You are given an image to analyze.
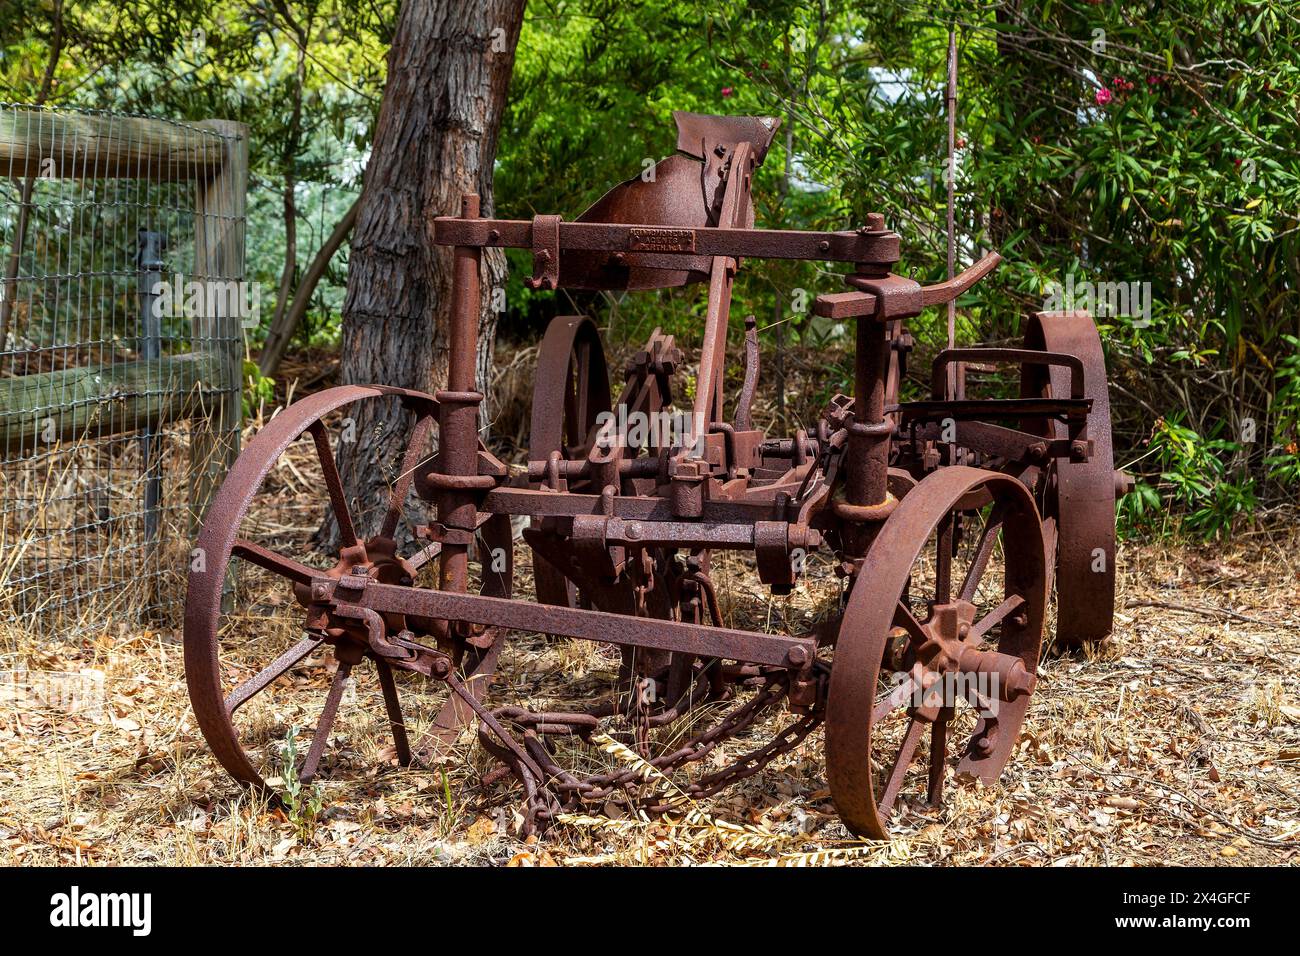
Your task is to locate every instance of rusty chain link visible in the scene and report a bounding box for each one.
[477,661,829,830]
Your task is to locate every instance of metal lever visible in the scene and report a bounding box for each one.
[814,251,1002,320]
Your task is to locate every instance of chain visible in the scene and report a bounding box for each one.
[481,662,829,831]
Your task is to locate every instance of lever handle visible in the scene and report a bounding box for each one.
[917,251,1002,307]
[815,251,1002,320]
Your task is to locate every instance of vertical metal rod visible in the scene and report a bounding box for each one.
[438,194,482,602]
[849,317,889,509]
[136,229,165,549]
[945,26,958,401]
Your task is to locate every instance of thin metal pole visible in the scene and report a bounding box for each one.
[945,26,958,402]
[439,194,483,605]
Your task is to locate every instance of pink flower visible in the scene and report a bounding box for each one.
[721,86,733,98]
[1095,87,1113,106]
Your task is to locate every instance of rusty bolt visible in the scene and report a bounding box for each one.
[1005,664,1037,700]
[786,645,809,667]
[432,657,452,678]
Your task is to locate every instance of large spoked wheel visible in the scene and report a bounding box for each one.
[528,316,612,608]
[826,466,1046,839]
[184,385,512,791]
[1022,311,1116,648]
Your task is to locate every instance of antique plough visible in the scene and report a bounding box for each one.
[184,111,1122,838]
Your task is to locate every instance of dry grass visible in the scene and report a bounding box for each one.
[2,523,1298,867]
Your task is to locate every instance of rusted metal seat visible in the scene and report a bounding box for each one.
[558,111,780,290]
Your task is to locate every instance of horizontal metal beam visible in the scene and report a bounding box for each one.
[897,397,1091,422]
[433,217,900,265]
[322,578,814,668]
[481,486,793,524]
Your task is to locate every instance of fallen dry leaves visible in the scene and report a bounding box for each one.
[2,525,1298,866]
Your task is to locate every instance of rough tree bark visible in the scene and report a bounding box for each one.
[329,0,525,546]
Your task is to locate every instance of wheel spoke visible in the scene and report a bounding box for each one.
[935,513,955,604]
[232,539,318,585]
[958,503,1006,603]
[874,676,916,722]
[575,343,591,437]
[381,412,435,539]
[299,661,352,783]
[892,601,928,645]
[927,709,951,806]
[225,635,322,714]
[564,354,580,452]
[967,593,1026,645]
[878,716,926,818]
[309,422,357,548]
[374,660,412,766]
[407,540,442,572]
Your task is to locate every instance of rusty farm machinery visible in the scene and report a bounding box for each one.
[184,110,1122,839]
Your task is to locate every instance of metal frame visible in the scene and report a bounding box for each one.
[184,111,1121,839]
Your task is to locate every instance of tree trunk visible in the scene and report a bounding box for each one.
[330,0,525,546]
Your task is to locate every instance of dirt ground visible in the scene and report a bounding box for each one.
[2,526,1298,867]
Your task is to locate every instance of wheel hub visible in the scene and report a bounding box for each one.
[293,535,422,657]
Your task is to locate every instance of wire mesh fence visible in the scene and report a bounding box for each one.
[0,104,247,637]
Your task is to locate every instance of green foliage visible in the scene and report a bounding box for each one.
[1266,334,1300,484]
[4,0,1299,532]
[1119,415,1257,539]
[501,0,1300,531]
[276,725,325,841]
[242,359,275,419]
[1,0,383,353]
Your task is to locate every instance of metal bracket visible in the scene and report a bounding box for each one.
[525,214,561,290]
